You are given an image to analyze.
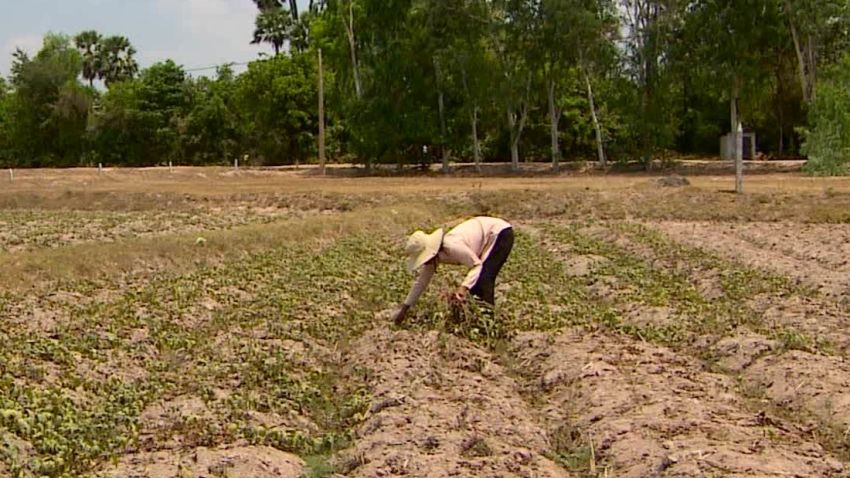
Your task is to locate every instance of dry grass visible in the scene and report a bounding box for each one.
[5,167,850,291]
[0,203,444,291]
[4,164,849,198]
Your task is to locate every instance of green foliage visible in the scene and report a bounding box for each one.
[0,1,845,167]
[253,7,296,55]
[92,60,189,166]
[802,55,850,175]
[3,33,91,167]
[236,54,317,164]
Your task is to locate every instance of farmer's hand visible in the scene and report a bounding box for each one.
[392,304,410,325]
[452,287,469,304]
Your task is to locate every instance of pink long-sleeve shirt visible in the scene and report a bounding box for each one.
[403,216,512,307]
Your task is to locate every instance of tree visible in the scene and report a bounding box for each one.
[445,0,494,172]
[0,78,10,165]
[179,67,240,165]
[491,0,535,171]
[236,54,317,164]
[802,54,850,175]
[93,60,188,165]
[98,36,139,87]
[783,0,849,104]
[252,1,310,54]
[74,30,102,87]
[5,33,90,167]
[253,7,294,55]
[620,0,679,165]
[527,0,616,170]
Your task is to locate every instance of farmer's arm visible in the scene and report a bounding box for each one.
[393,262,436,323]
[404,261,436,306]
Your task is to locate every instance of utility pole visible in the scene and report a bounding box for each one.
[318,48,326,176]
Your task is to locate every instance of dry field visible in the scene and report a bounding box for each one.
[2,166,850,478]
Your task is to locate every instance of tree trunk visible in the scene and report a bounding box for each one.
[471,106,481,173]
[510,139,520,172]
[318,48,326,175]
[547,78,561,172]
[776,63,784,156]
[344,1,362,99]
[507,75,532,173]
[785,0,813,104]
[507,105,519,172]
[730,80,738,153]
[461,65,481,173]
[434,57,449,174]
[807,34,816,101]
[584,70,606,167]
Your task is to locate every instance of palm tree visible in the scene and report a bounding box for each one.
[74,30,102,87]
[98,36,139,88]
[252,7,293,55]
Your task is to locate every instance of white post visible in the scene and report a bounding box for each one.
[735,122,744,194]
[234,158,239,170]
[98,163,103,175]
[168,160,173,173]
[8,169,12,182]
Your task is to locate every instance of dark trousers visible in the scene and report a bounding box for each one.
[469,228,514,305]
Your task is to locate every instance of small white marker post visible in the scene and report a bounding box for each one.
[168,160,173,173]
[8,168,13,182]
[234,157,239,170]
[98,163,103,176]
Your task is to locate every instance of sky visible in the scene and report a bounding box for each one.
[0,0,310,79]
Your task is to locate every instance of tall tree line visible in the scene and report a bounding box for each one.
[0,0,848,172]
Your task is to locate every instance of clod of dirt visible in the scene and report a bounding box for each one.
[711,333,778,372]
[564,254,610,277]
[746,351,850,430]
[138,395,214,449]
[98,446,304,478]
[621,304,676,329]
[654,175,691,188]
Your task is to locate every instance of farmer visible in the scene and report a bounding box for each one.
[392,216,514,324]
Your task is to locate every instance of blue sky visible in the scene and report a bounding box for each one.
[0,0,309,78]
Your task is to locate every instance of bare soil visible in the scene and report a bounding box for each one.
[98,445,304,478]
[513,330,847,477]
[656,221,850,300]
[339,328,570,478]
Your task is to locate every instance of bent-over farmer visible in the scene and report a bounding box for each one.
[392,216,514,324]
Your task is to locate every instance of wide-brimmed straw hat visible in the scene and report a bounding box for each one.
[405,228,444,272]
